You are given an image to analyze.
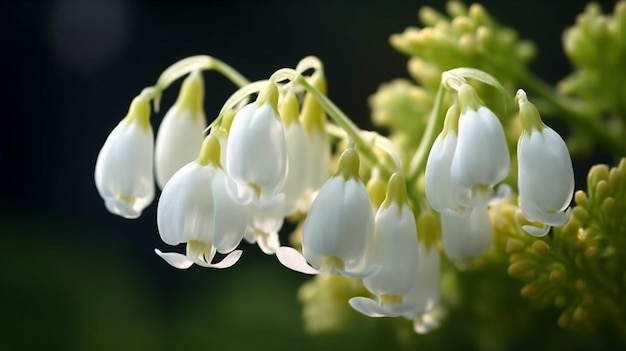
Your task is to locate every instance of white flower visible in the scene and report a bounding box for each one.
[349,174,419,318]
[518,127,574,235]
[282,122,309,215]
[94,96,154,219]
[425,129,461,212]
[276,148,377,278]
[516,90,574,236]
[155,135,250,269]
[451,105,510,206]
[403,241,441,334]
[154,71,206,189]
[440,206,491,270]
[225,98,287,204]
[305,126,331,192]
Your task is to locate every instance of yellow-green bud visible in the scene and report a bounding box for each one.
[532,240,550,256]
[574,190,589,208]
[417,209,439,253]
[571,206,589,220]
[521,283,540,298]
[554,296,567,308]
[549,270,565,284]
[446,1,467,17]
[366,173,387,209]
[602,197,616,213]
[588,164,609,185]
[505,238,525,254]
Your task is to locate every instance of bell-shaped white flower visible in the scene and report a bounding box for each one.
[451,85,510,206]
[403,240,442,334]
[425,104,468,212]
[276,148,377,278]
[225,83,288,205]
[516,90,574,237]
[95,95,154,219]
[155,70,207,189]
[302,70,332,192]
[349,174,419,318]
[440,206,491,270]
[155,134,250,269]
[280,90,310,216]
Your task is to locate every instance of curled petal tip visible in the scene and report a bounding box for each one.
[276,246,319,274]
[154,249,194,269]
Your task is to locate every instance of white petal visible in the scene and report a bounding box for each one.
[302,177,374,270]
[196,250,242,269]
[364,202,418,296]
[349,297,392,317]
[338,264,381,279]
[104,198,141,219]
[425,131,459,212]
[348,297,414,318]
[225,103,287,196]
[306,127,331,191]
[95,119,155,218]
[154,107,206,189]
[154,249,194,269]
[256,231,280,255]
[283,123,310,214]
[276,246,319,274]
[441,207,491,270]
[487,183,513,207]
[210,170,250,253]
[413,310,441,334]
[404,242,440,318]
[522,224,551,237]
[517,127,574,225]
[156,162,216,246]
[451,107,510,190]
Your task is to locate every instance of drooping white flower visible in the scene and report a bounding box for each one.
[516,90,574,236]
[403,240,441,334]
[302,71,332,192]
[451,85,510,207]
[225,83,287,205]
[440,206,491,270]
[276,148,377,278]
[425,104,468,212]
[95,95,154,219]
[280,90,310,216]
[349,174,418,318]
[155,134,250,269]
[154,70,207,189]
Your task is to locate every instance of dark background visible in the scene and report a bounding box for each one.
[0,0,614,350]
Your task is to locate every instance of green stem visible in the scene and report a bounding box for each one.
[518,72,626,155]
[407,84,447,184]
[152,55,250,112]
[287,71,394,175]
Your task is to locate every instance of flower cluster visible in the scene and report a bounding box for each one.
[424,81,574,270]
[94,54,574,336]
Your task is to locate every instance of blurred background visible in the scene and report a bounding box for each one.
[0,0,616,350]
